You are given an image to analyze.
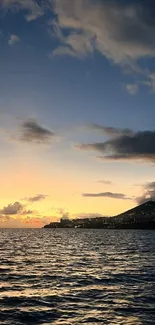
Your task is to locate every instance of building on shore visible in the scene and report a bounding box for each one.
[44,201,155,230]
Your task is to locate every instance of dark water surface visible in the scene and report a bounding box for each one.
[0,229,155,324]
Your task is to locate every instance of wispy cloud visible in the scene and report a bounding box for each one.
[126,83,139,95]
[2,0,44,21]
[76,128,155,163]
[82,192,130,200]
[52,45,81,58]
[97,180,113,185]
[142,72,155,93]
[8,34,20,46]
[18,118,56,144]
[26,194,48,203]
[88,124,133,137]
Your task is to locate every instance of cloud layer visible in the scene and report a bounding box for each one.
[3,1,155,69]
[52,0,155,66]
[3,0,155,90]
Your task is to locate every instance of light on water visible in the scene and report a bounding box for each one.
[0,229,155,324]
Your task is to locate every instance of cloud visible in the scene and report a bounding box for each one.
[3,0,155,90]
[136,182,155,204]
[52,0,155,66]
[88,124,133,137]
[22,209,34,215]
[145,182,155,190]
[82,192,130,200]
[52,45,81,58]
[19,118,56,144]
[0,215,45,228]
[0,202,23,216]
[76,129,155,163]
[126,83,139,95]
[26,194,48,203]
[0,201,33,218]
[98,180,113,185]
[8,34,20,46]
[142,72,155,93]
[2,0,44,21]
[3,0,155,78]
[0,200,55,228]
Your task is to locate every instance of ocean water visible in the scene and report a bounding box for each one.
[0,229,155,325]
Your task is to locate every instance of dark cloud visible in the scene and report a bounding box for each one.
[27,194,48,203]
[19,119,56,144]
[0,202,24,216]
[136,181,155,204]
[82,192,130,200]
[77,129,155,163]
[0,201,34,218]
[136,195,154,205]
[145,182,155,190]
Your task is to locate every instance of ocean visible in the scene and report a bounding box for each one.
[0,229,155,324]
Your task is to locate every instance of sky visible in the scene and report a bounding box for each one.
[1,0,155,227]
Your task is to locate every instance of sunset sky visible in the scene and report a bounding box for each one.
[0,0,155,227]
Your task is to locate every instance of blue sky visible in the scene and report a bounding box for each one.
[0,0,155,227]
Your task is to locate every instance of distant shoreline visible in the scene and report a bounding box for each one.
[44,200,155,230]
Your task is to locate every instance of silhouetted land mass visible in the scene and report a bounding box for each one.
[44,201,155,229]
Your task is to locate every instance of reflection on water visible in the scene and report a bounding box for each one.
[0,229,155,324]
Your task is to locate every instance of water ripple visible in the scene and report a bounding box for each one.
[0,229,155,324]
